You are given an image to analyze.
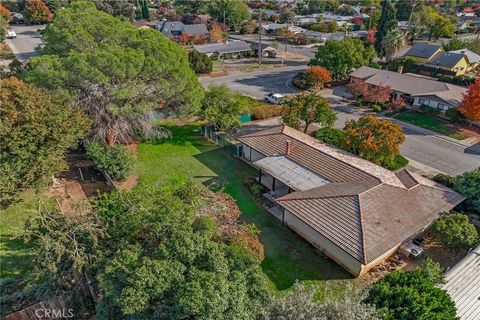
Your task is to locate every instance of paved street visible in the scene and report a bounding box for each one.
[204,69,480,176]
[6,25,44,61]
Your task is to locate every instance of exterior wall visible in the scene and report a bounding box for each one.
[241,144,265,162]
[404,55,433,64]
[412,96,455,111]
[283,210,365,277]
[426,57,469,76]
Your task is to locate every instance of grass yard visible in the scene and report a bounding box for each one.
[0,192,53,279]
[393,111,466,140]
[136,123,354,292]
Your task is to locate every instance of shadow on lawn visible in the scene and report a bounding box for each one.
[193,145,352,290]
[0,234,33,279]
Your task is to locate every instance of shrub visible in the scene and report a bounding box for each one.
[85,142,135,181]
[366,259,456,320]
[292,72,308,90]
[370,104,382,112]
[188,51,213,74]
[455,168,480,216]
[419,104,440,116]
[243,176,263,197]
[445,108,464,123]
[432,173,456,188]
[431,213,479,249]
[315,127,345,147]
[250,104,284,120]
[193,216,216,239]
[383,154,409,170]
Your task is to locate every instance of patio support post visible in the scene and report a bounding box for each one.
[259,169,262,183]
[272,177,276,191]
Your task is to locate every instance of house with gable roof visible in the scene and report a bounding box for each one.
[237,125,464,277]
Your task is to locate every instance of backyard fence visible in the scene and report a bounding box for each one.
[201,125,239,156]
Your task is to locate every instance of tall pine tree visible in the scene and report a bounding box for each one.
[375,0,397,57]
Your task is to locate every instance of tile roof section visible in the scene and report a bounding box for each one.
[239,125,405,188]
[451,48,480,63]
[428,51,466,68]
[278,175,464,264]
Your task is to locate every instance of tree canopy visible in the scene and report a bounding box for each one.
[455,167,480,216]
[201,84,250,131]
[432,213,479,250]
[310,38,375,79]
[459,78,480,122]
[367,259,456,320]
[208,0,250,30]
[282,93,336,133]
[23,1,203,145]
[375,0,397,56]
[343,115,405,167]
[20,180,269,319]
[25,0,53,24]
[0,77,90,202]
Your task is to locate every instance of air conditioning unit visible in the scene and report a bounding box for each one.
[400,241,424,259]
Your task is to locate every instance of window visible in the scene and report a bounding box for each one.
[438,103,449,111]
[418,98,430,106]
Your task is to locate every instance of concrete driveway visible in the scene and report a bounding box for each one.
[6,24,45,61]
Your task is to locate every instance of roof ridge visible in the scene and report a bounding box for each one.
[357,194,368,265]
[277,194,358,202]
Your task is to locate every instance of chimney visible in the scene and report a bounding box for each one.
[398,65,404,73]
[285,140,291,156]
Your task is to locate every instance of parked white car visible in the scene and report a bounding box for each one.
[7,30,16,39]
[264,93,284,105]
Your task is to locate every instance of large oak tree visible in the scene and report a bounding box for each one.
[23,1,203,144]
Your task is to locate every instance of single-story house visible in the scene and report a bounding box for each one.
[249,42,278,58]
[193,40,252,59]
[155,21,209,39]
[293,15,318,25]
[350,66,467,110]
[404,42,444,63]
[404,43,477,76]
[443,245,480,320]
[450,48,480,72]
[262,23,307,34]
[237,125,463,277]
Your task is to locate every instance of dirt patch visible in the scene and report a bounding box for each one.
[45,150,113,217]
[124,142,139,155]
[114,175,138,191]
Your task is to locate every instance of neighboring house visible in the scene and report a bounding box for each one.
[263,23,307,34]
[249,42,278,58]
[425,51,470,76]
[293,15,318,25]
[304,30,367,42]
[450,48,480,72]
[155,21,209,39]
[193,40,252,59]
[404,43,444,63]
[237,125,463,277]
[443,245,480,320]
[404,43,477,76]
[350,66,467,110]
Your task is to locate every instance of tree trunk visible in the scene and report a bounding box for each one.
[304,123,309,133]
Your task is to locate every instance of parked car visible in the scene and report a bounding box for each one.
[7,30,16,39]
[264,93,284,104]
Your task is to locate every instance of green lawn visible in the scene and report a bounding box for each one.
[0,192,52,279]
[136,123,354,292]
[393,111,466,140]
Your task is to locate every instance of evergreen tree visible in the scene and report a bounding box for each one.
[141,0,149,19]
[375,0,397,57]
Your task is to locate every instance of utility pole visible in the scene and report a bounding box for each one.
[368,6,375,31]
[258,9,263,67]
[407,0,418,43]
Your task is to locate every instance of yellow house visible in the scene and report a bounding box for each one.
[404,43,443,63]
[451,48,480,73]
[426,52,470,76]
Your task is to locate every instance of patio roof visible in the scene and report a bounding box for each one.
[253,155,330,191]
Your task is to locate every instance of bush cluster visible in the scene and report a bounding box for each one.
[85,142,135,181]
[250,104,284,120]
[188,51,213,74]
[431,213,479,249]
[315,127,345,147]
[243,176,264,198]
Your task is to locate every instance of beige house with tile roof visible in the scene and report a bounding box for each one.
[238,125,464,277]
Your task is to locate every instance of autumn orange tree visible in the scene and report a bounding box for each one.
[25,0,53,24]
[305,66,332,91]
[209,23,224,42]
[0,4,11,21]
[343,115,405,167]
[459,78,480,122]
[347,78,391,104]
